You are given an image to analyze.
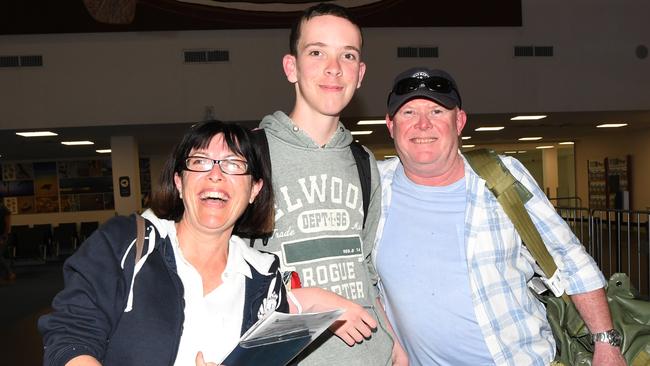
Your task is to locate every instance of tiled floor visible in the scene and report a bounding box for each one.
[0,263,64,366]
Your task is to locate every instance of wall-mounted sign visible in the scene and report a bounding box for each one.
[119,176,131,197]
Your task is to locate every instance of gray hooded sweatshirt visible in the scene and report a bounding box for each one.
[256,111,393,365]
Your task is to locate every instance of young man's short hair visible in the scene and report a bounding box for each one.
[288,2,362,56]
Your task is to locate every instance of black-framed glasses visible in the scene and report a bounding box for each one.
[184,156,249,175]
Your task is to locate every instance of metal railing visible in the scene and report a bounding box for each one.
[555,207,650,297]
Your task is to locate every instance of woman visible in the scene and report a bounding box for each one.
[39,121,289,365]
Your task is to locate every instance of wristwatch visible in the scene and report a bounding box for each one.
[591,329,622,347]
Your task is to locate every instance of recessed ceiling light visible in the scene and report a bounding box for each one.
[357,120,385,125]
[462,144,476,148]
[61,141,94,146]
[16,131,58,137]
[511,115,547,120]
[536,145,554,149]
[96,149,112,153]
[350,131,373,135]
[461,136,471,140]
[559,141,574,145]
[475,127,504,131]
[596,123,627,128]
[518,137,543,141]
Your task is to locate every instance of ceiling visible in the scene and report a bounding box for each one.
[1,109,647,161]
[0,0,521,35]
[1,2,646,162]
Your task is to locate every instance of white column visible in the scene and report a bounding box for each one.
[110,136,142,216]
[542,148,559,200]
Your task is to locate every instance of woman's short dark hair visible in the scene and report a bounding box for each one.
[151,121,274,238]
[289,3,362,56]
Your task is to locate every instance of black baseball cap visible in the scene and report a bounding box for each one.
[387,67,462,117]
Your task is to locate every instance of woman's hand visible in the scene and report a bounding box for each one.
[328,300,377,345]
[195,351,221,366]
[290,287,377,346]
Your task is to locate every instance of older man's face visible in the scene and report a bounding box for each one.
[386,98,467,184]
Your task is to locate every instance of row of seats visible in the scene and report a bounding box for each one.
[6,221,99,264]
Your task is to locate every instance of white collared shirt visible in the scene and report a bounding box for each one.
[163,221,261,366]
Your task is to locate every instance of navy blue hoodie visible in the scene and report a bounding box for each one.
[38,213,288,366]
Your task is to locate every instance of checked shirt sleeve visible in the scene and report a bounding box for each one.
[503,156,606,295]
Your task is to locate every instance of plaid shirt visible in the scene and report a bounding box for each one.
[373,154,605,366]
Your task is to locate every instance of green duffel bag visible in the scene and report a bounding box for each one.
[540,273,650,366]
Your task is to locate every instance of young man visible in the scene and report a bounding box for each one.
[253,3,406,365]
[373,66,626,365]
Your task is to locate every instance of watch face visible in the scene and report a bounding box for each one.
[610,330,623,346]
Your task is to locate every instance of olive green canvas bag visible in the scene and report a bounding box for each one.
[464,148,650,366]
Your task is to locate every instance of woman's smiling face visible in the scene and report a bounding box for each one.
[174,133,262,235]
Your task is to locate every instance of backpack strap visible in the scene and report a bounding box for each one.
[464,148,570,304]
[349,141,371,229]
[249,128,272,246]
[135,214,146,263]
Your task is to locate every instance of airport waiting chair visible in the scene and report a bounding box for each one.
[53,223,78,258]
[79,221,99,243]
[10,226,49,264]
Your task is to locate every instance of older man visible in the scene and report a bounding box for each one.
[373,67,625,366]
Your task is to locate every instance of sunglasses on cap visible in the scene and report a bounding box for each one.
[392,76,461,106]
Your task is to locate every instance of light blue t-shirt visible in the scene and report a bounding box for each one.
[376,165,494,366]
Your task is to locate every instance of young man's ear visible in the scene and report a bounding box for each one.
[356,61,367,89]
[283,54,298,83]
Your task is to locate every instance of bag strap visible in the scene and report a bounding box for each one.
[464,148,570,304]
[135,214,146,263]
[349,141,371,229]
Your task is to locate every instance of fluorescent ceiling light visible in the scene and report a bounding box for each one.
[597,123,627,128]
[475,126,504,131]
[511,115,547,120]
[350,131,373,135]
[518,150,527,153]
[462,144,476,148]
[96,149,112,153]
[559,141,574,145]
[461,136,471,140]
[357,120,385,125]
[536,145,554,149]
[518,137,543,141]
[384,155,397,159]
[504,151,518,154]
[16,131,58,137]
[61,141,94,146]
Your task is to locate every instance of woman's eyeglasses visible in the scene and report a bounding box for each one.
[185,156,249,175]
